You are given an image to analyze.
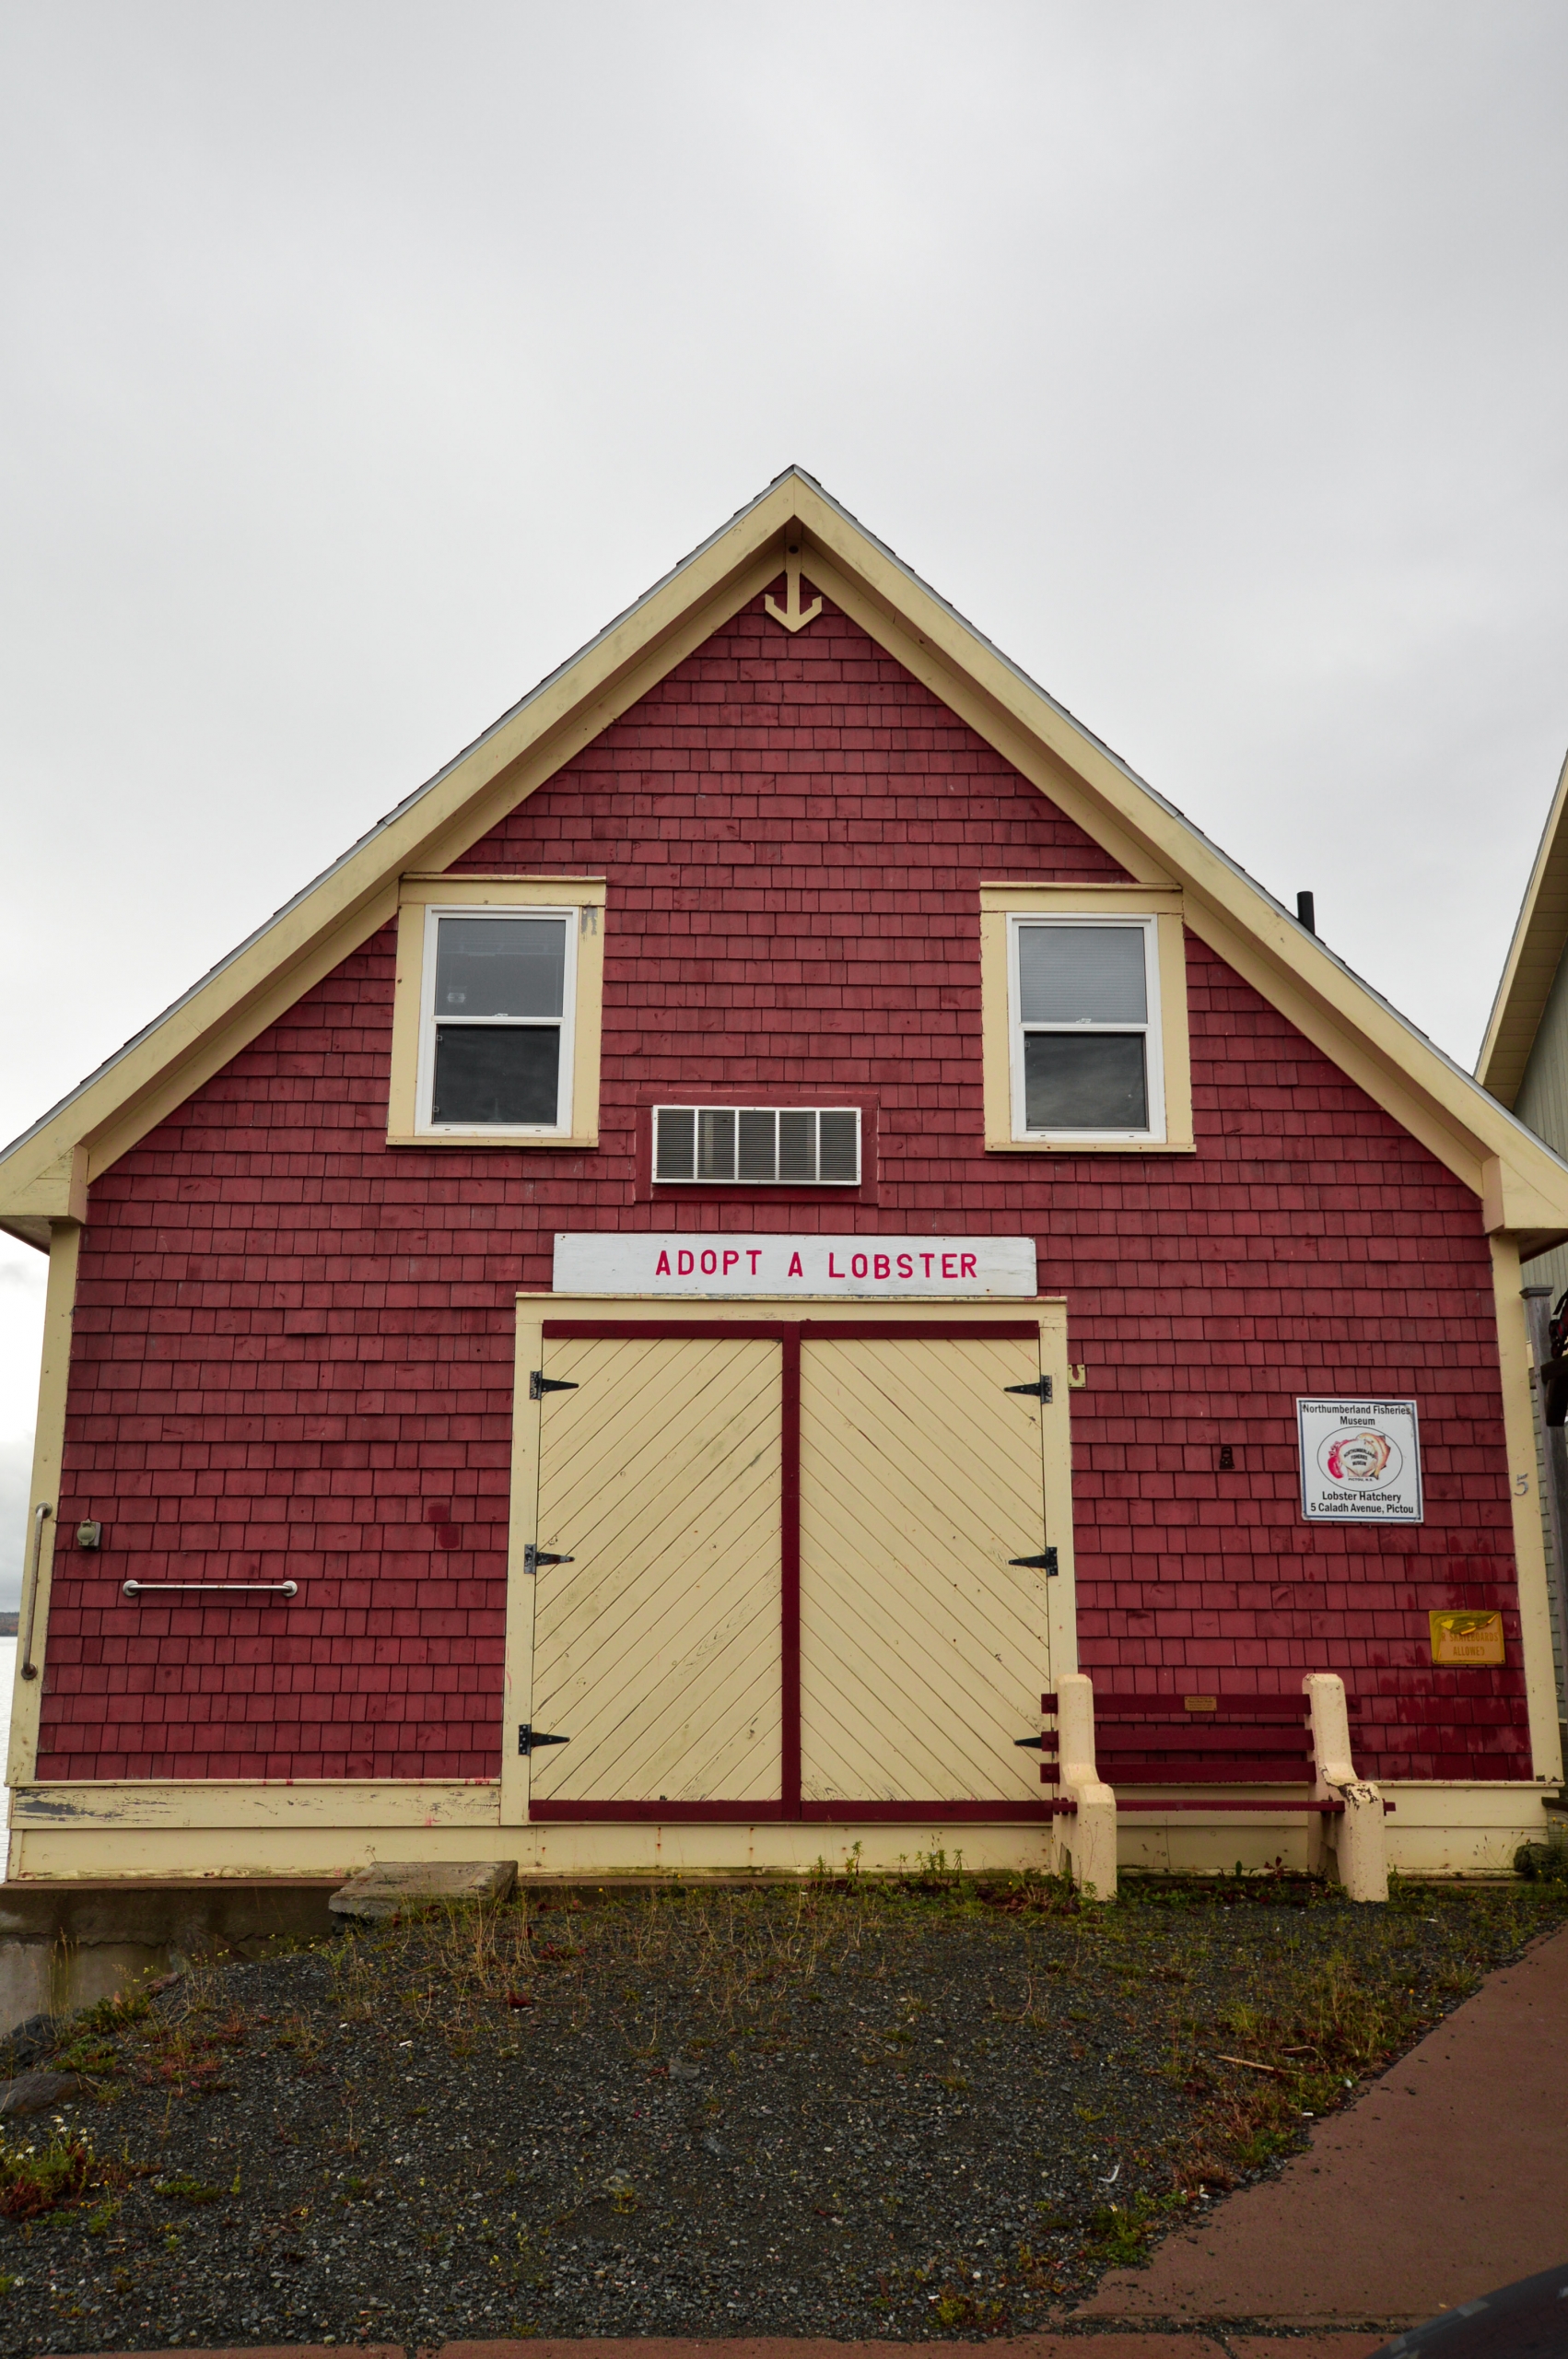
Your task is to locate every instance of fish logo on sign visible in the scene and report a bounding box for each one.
[1297,1396,1422,1523]
[1319,1426,1401,1488]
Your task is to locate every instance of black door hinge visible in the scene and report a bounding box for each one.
[1013,1734,1047,1750]
[1004,1377,1053,1402]
[523,1545,575,1576]
[530,1371,579,1400]
[1009,1548,1059,1575]
[518,1725,570,1756]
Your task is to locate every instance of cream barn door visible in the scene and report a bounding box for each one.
[528,1332,782,1811]
[799,1332,1051,1808]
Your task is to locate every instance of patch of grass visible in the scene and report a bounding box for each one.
[1088,2192,1157,2265]
[928,2281,1008,2331]
[0,2133,95,2221]
[50,2037,121,2076]
[152,2175,223,2205]
[76,1986,152,2036]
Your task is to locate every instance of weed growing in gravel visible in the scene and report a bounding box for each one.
[0,2133,100,2222]
[152,2176,222,2207]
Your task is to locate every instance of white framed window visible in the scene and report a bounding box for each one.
[414,904,578,1136]
[1007,914,1165,1143]
[654,1106,860,1185]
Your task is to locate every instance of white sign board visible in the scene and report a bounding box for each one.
[1297,1397,1422,1522]
[552,1233,1037,1298]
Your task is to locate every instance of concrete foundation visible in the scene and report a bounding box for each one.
[0,1879,338,2041]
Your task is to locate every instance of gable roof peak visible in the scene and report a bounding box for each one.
[4,474,1568,1260]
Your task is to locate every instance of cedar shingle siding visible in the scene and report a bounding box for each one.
[42,595,1528,1783]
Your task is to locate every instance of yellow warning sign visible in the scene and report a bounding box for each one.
[1429,1610,1504,1666]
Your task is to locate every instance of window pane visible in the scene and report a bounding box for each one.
[1017,925,1147,1025]
[1024,1033,1148,1130]
[696,1107,736,1180]
[655,1107,695,1180]
[818,1109,859,1183]
[433,1026,560,1125]
[778,1109,816,1183]
[434,916,566,1019]
[737,1109,778,1183]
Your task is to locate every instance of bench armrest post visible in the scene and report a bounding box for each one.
[1303,1672,1387,1902]
[1054,1672,1117,1900]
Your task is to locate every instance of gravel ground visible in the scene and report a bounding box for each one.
[1,1871,1563,2353]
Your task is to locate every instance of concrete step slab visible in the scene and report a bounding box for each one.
[328,1860,518,1921]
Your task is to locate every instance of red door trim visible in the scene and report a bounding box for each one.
[799,1320,1041,1341]
[530,1801,790,1823]
[802,1801,1054,1824]
[543,1319,1039,1342]
[543,1320,796,1340]
[531,1801,1053,1824]
[780,1326,802,1812]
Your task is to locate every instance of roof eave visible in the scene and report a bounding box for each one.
[5,466,1568,1244]
[1477,745,1568,1107]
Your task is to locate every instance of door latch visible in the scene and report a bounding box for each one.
[518,1726,570,1756]
[530,1371,579,1400]
[1004,1377,1053,1402]
[1008,1548,1059,1575]
[523,1545,575,1576]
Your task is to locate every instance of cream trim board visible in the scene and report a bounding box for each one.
[388,882,605,1147]
[398,874,608,901]
[979,883,1185,912]
[1036,1317,1078,1680]
[528,1291,1069,1325]
[980,903,1193,1152]
[503,1309,546,1827]
[6,1221,81,1790]
[9,1784,1552,1883]
[8,1779,501,1832]
[1477,744,1568,1105]
[1489,1235,1564,1782]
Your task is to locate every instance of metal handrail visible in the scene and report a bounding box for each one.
[122,1580,298,1599]
[18,1503,50,1680]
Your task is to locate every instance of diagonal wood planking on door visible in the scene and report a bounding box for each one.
[532,1333,783,1802]
[800,1336,1050,1803]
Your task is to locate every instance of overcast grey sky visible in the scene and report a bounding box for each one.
[2,1,1565,1601]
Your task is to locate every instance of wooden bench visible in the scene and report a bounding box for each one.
[1030,1672,1389,1902]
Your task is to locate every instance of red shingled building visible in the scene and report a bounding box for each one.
[4,472,1563,1884]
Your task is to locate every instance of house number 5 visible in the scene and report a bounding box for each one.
[1515,1473,1531,1496]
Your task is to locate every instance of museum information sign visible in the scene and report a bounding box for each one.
[552,1233,1037,1298]
[1297,1397,1422,1522]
